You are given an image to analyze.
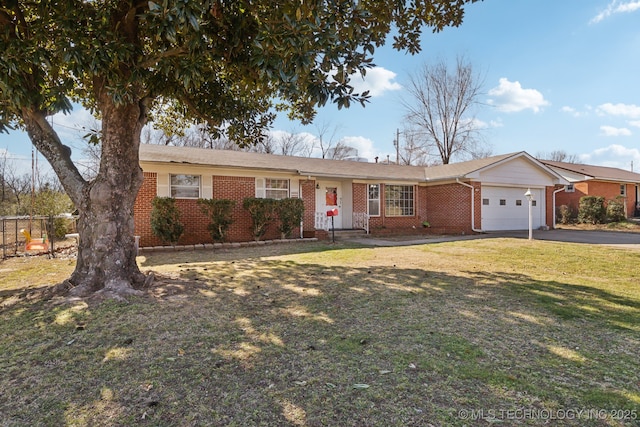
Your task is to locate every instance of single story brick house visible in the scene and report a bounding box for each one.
[134,144,567,246]
[541,160,640,219]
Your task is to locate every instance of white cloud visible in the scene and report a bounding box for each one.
[590,1,640,24]
[630,120,640,128]
[596,102,640,119]
[560,106,585,118]
[578,144,640,169]
[487,78,549,113]
[339,136,377,160]
[599,125,632,136]
[349,67,402,98]
[489,119,504,128]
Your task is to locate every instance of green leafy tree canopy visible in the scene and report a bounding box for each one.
[0,0,480,297]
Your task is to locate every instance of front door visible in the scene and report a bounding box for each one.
[317,181,343,228]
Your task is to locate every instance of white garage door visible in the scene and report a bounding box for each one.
[481,186,544,231]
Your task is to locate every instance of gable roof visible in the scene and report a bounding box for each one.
[541,160,640,184]
[138,144,562,183]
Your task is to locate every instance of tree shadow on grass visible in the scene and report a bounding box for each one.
[1,258,639,426]
[466,270,640,331]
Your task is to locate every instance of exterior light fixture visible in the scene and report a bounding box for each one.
[524,188,533,240]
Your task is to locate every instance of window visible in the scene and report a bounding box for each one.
[500,199,506,206]
[620,184,626,196]
[368,184,380,216]
[265,179,289,199]
[170,174,200,198]
[566,183,575,193]
[516,200,522,206]
[482,198,489,205]
[532,200,537,207]
[325,187,338,206]
[385,185,414,216]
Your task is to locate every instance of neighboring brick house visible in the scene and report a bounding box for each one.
[541,160,640,221]
[135,145,567,247]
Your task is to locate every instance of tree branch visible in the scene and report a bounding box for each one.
[139,48,188,68]
[21,109,87,205]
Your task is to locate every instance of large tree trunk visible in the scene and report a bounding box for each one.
[23,96,149,298]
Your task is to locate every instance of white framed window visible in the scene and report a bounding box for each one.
[500,199,506,206]
[368,184,380,216]
[620,184,626,196]
[170,174,200,198]
[482,198,489,205]
[265,178,290,199]
[516,200,522,206]
[566,183,575,193]
[255,178,290,199]
[385,185,414,216]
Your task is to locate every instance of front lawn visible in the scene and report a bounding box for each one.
[1,239,639,426]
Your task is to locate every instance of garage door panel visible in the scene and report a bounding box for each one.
[481,186,543,231]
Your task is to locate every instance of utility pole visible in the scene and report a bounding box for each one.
[394,128,400,165]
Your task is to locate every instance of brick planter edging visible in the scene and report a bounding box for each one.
[139,238,319,253]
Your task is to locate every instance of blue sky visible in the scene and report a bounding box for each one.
[2,0,640,173]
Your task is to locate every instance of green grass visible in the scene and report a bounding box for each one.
[1,238,639,426]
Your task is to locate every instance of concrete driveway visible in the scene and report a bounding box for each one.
[492,229,640,248]
[349,229,640,249]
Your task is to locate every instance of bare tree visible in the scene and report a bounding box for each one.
[1,167,31,215]
[324,141,357,160]
[314,121,345,159]
[401,55,488,164]
[536,150,580,163]
[0,149,8,205]
[397,128,433,166]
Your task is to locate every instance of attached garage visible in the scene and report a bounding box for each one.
[481,186,544,231]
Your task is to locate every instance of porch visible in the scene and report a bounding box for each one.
[314,211,369,234]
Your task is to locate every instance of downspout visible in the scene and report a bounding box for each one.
[299,179,304,239]
[456,178,483,233]
[552,186,565,229]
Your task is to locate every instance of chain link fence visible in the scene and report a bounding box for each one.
[1,215,78,259]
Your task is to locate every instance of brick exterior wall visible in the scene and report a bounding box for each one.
[352,183,367,214]
[134,173,309,247]
[555,181,635,219]
[137,173,552,246]
[366,184,434,236]
[423,183,476,234]
[545,186,555,228]
[134,172,158,246]
[301,180,317,237]
[211,176,256,243]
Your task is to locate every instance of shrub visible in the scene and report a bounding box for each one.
[243,197,276,241]
[31,187,75,239]
[198,198,235,242]
[577,196,605,224]
[606,197,626,223]
[275,198,305,239]
[151,197,184,245]
[557,205,576,225]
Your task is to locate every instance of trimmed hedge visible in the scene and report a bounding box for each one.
[276,198,305,239]
[606,197,626,223]
[198,198,235,242]
[243,197,277,241]
[577,196,605,225]
[151,197,184,245]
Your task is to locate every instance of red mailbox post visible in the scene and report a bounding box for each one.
[326,209,338,243]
